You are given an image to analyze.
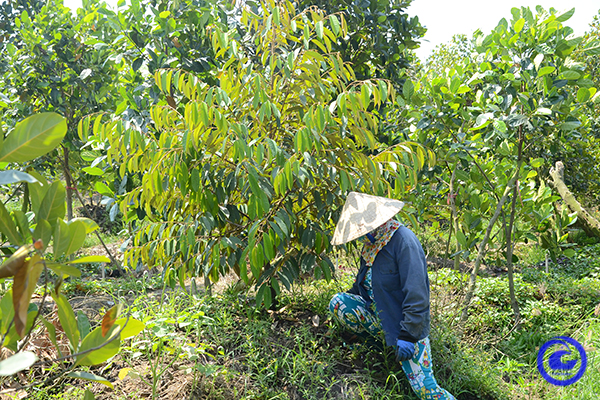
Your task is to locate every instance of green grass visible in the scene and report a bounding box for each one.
[44,275,504,399]
[81,230,123,249]
[14,241,600,399]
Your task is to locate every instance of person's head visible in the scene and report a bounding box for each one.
[331,192,404,246]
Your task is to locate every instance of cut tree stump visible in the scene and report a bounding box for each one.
[549,161,600,238]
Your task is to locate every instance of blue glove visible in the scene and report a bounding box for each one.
[395,339,416,362]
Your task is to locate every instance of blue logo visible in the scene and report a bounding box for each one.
[537,336,587,386]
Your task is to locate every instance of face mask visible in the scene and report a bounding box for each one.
[358,232,376,244]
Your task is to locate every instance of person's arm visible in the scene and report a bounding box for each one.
[395,230,430,343]
[347,258,367,295]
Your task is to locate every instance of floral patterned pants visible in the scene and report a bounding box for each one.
[329,292,455,400]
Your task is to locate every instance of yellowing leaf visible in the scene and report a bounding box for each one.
[118,367,132,380]
[0,245,30,279]
[67,255,110,264]
[101,304,122,337]
[114,317,145,340]
[12,254,44,337]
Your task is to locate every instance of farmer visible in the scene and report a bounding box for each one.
[329,192,455,400]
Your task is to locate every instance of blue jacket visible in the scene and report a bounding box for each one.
[348,226,430,346]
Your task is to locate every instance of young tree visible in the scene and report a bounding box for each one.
[406,6,598,326]
[1,0,121,219]
[296,0,426,86]
[0,113,144,388]
[86,0,432,305]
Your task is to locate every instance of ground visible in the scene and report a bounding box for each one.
[0,242,599,399]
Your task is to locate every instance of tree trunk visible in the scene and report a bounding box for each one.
[549,161,600,238]
[63,146,73,221]
[505,126,523,327]
[21,182,29,213]
[448,164,461,271]
[505,181,521,326]
[460,167,520,328]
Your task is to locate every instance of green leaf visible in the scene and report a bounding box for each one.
[583,40,600,56]
[0,171,38,185]
[82,167,104,176]
[95,182,114,197]
[538,66,555,77]
[402,80,414,101]
[560,121,581,131]
[0,202,22,245]
[263,233,275,261]
[255,284,265,308]
[83,389,96,400]
[51,293,80,351]
[67,255,110,264]
[498,139,511,156]
[40,317,61,357]
[320,259,332,281]
[555,7,575,22]
[36,181,66,225]
[530,158,544,168]
[69,217,99,234]
[53,220,87,258]
[32,219,52,251]
[576,87,590,103]
[493,120,507,133]
[27,173,48,212]
[577,78,595,88]
[47,263,82,278]
[456,230,467,248]
[315,20,323,40]
[190,169,200,192]
[559,71,580,80]
[75,324,121,366]
[329,15,340,36]
[471,113,492,130]
[535,108,552,115]
[0,352,37,376]
[513,18,525,33]
[262,284,272,309]
[563,248,576,257]
[0,113,67,163]
[0,292,14,336]
[199,103,209,127]
[66,371,114,389]
[449,77,460,94]
[77,311,91,338]
[12,210,29,243]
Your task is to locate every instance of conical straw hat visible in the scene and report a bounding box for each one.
[331,192,405,245]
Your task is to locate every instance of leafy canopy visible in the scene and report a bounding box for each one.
[86,0,432,306]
